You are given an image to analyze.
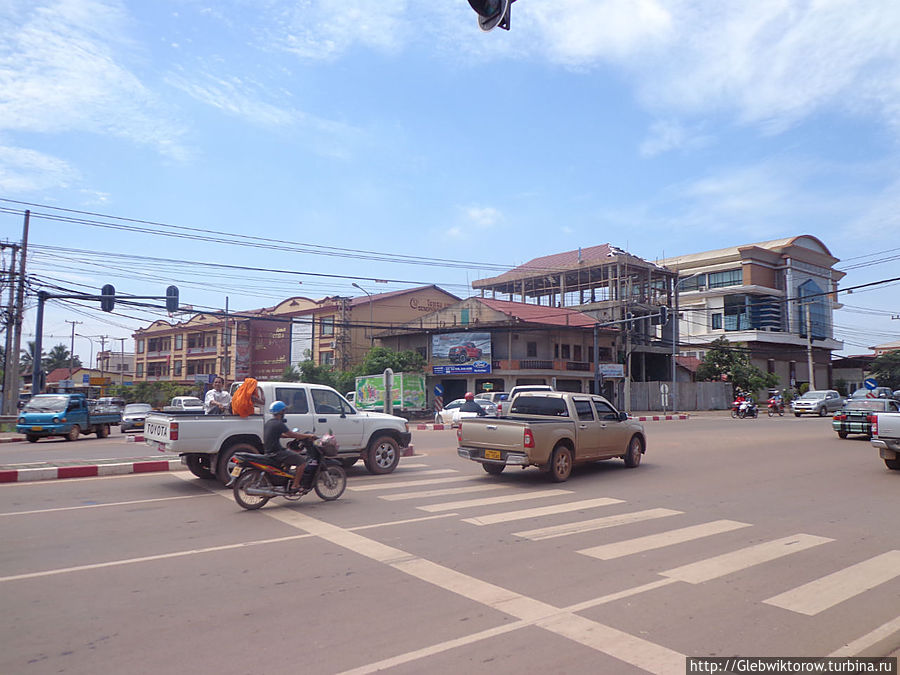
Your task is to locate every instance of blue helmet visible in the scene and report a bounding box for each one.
[269,401,287,415]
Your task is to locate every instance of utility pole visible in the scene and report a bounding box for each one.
[10,210,29,400]
[98,335,107,390]
[223,296,229,381]
[66,320,82,380]
[2,243,19,415]
[117,338,126,386]
[805,302,815,390]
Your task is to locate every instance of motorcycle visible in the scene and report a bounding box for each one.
[730,399,744,418]
[230,435,346,510]
[767,397,785,417]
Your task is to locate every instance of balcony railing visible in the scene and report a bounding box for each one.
[491,359,594,371]
[186,346,217,355]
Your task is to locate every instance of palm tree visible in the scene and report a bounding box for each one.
[43,343,81,373]
[19,341,41,374]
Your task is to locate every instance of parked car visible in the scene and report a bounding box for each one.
[508,384,554,404]
[448,342,483,364]
[120,403,153,433]
[791,390,843,417]
[165,396,205,413]
[848,387,894,400]
[475,391,508,415]
[434,398,497,425]
[833,398,900,439]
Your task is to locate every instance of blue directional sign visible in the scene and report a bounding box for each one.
[864,377,878,390]
[433,384,444,397]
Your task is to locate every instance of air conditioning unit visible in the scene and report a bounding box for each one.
[329,341,337,349]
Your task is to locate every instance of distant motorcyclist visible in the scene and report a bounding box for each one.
[459,392,487,416]
[263,401,316,490]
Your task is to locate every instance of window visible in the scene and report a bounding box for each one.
[527,341,537,358]
[509,396,567,417]
[319,352,334,366]
[276,388,309,414]
[206,332,217,348]
[137,340,144,354]
[573,345,582,361]
[320,316,335,336]
[798,279,828,339]
[311,389,343,415]
[174,360,182,376]
[708,269,742,289]
[574,399,594,421]
[561,344,571,359]
[711,313,723,330]
[592,398,618,420]
[136,363,144,377]
[678,274,706,292]
[175,334,183,350]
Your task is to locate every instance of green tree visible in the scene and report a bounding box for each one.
[695,337,779,395]
[107,381,196,408]
[295,347,424,396]
[19,341,42,374]
[869,351,900,390]
[43,343,82,372]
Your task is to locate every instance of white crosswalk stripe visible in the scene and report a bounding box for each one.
[350,475,471,491]
[763,550,900,615]
[578,520,752,560]
[660,534,833,584]
[513,508,682,541]
[462,497,625,526]
[418,489,573,513]
[380,484,509,501]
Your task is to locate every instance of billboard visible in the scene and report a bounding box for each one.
[431,332,492,374]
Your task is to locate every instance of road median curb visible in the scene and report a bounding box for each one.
[0,459,185,483]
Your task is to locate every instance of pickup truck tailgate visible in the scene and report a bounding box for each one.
[458,418,529,450]
[144,414,173,445]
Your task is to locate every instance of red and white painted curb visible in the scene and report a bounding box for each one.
[0,459,184,483]
[630,414,690,422]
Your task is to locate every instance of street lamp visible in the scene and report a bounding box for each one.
[352,282,374,347]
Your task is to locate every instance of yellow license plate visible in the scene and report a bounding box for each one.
[135,421,144,427]
[484,449,501,460]
[230,466,242,477]
[31,426,43,431]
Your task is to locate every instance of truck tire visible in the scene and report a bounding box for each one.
[482,463,505,475]
[885,458,900,471]
[837,431,848,439]
[97,424,110,438]
[549,444,573,482]
[67,425,81,442]
[186,455,215,479]
[364,435,400,475]
[216,443,255,485]
[818,406,828,417]
[794,412,801,417]
[26,434,39,443]
[624,435,643,468]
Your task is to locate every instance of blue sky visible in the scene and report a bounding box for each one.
[1,0,899,366]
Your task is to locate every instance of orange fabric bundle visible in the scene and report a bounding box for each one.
[231,378,259,417]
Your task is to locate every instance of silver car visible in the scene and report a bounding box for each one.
[792,390,843,417]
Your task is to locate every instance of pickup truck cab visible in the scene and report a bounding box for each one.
[871,412,900,471]
[457,391,645,481]
[165,396,205,413]
[16,393,122,442]
[144,381,412,484]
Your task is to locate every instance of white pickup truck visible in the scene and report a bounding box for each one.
[144,381,412,484]
[871,412,900,471]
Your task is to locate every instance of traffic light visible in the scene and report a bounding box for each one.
[100,284,115,312]
[659,306,669,325]
[166,285,179,313]
[467,0,511,31]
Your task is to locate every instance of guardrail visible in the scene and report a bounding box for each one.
[0,415,19,424]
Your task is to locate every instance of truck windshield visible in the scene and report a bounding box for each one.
[509,396,567,417]
[23,396,68,413]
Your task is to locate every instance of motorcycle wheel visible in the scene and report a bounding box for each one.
[738,409,746,419]
[768,407,774,417]
[779,408,784,417]
[315,465,347,501]
[731,409,738,419]
[233,469,271,510]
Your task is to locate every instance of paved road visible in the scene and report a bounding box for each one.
[1,415,897,674]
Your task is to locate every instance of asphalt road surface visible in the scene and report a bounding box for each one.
[1,415,897,674]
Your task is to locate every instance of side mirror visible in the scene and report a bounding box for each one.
[618,411,629,422]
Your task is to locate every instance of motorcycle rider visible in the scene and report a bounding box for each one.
[263,401,317,490]
[459,392,488,416]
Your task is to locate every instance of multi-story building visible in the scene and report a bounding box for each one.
[132,285,458,384]
[96,350,134,384]
[660,235,845,390]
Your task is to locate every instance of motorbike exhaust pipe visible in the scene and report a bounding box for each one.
[244,487,280,497]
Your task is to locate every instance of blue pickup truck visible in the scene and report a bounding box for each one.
[16,393,122,443]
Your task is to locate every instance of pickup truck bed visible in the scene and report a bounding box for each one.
[871,412,900,471]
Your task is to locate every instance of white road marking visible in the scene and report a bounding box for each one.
[350,513,459,530]
[763,550,900,615]
[349,475,471,491]
[418,489,573,512]
[379,484,508,500]
[578,520,752,560]
[660,534,833,584]
[461,497,624,526]
[0,493,217,517]
[514,508,682,541]
[829,615,900,657]
[349,469,456,483]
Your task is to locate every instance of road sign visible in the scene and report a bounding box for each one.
[660,383,670,394]
[82,374,90,384]
[434,384,444,397]
[89,377,110,385]
[864,377,878,390]
[58,379,74,388]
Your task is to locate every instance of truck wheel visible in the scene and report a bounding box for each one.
[186,455,215,479]
[624,435,643,468]
[97,424,110,438]
[482,463,505,475]
[216,443,255,485]
[885,458,900,471]
[818,406,828,417]
[549,444,573,482]
[837,431,848,439]
[365,436,400,475]
[794,412,801,417]
[26,434,39,443]
[67,425,81,442]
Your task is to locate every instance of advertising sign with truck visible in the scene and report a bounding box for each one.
[431,332,492,374]
[355,372,427,413]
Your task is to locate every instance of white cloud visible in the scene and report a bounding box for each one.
[463,205,502,227]
[0,144,79,192]
[639,119,710,156]
[0,0,185,157]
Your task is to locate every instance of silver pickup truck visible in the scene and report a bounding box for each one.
[144,381,412,484]
[456,391,646,482]
[871,412,900,471]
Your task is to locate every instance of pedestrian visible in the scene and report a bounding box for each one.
[204,376,231,415]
